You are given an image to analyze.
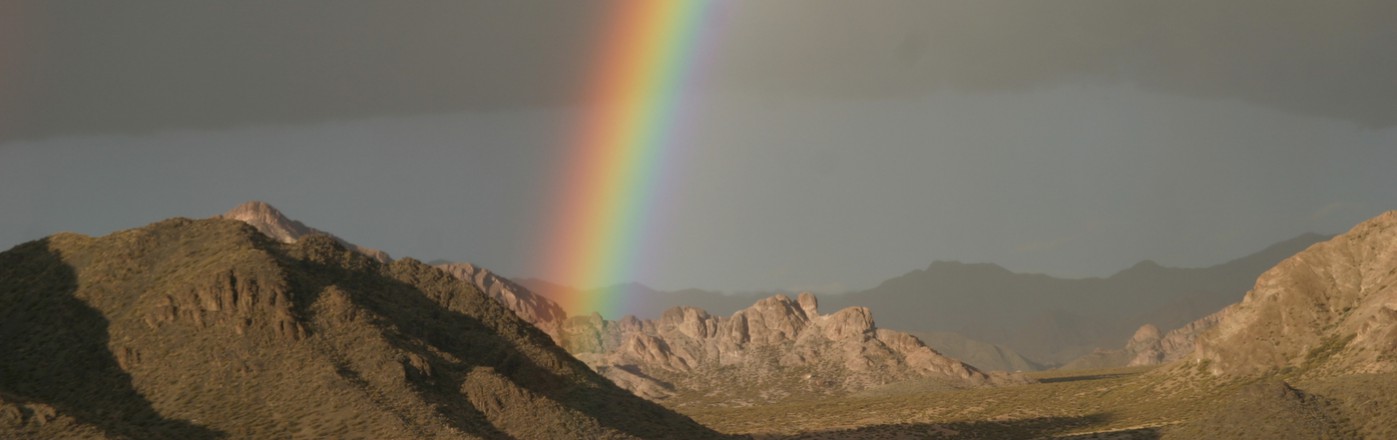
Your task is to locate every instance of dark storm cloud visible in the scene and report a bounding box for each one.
[3,0,1396,141]
[0,1,606,141]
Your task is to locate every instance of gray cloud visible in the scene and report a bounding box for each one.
[4,1,1397,143]
[710,0,1397,126]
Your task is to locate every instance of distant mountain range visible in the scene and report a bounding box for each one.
[819,234,1329,366]
[520,232,1327,369]
[6,200,1397,438]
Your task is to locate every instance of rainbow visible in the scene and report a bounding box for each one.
[541,0,716,318]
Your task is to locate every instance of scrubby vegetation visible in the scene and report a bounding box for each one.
[672,364,1396,439]
[5,213,1396,439]
[0,218,731,439]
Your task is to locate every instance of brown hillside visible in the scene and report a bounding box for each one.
[0,218,733,439]
[1195,211,1397,377]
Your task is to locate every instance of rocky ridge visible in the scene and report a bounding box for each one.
[1193,211,1397,377]
[435,262,567,342]
[560,292,1023,403]
[217,202,567,345]
[1126,308,1231,367]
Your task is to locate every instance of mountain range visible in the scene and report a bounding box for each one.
[520,233,1326,369]
[218,201,1332,372]
[209,202,1017,404]
[7,200,1397,438]
[819,234,1328,366]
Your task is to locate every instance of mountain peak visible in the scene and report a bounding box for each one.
[215,201,391,263]
[1110,259,1167,278]
[222,200,292,222]
[924,260,1011,274]
[225,200,281,216]
[1132,259,1161,269]
[217,201,310,244]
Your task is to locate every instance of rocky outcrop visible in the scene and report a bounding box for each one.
[435,262,567,342]
[218,201,392,263]
[562,292,1024,403]
[1193,211,1397,377]
[1126,308,1232,367]
[1062,323,1164,370]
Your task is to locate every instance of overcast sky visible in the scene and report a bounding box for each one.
[4,1,1397,292]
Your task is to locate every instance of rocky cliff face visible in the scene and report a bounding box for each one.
[1126,308,1232,367]
[435,262,567,342]
[560,292,1023,403]
[218,201,392,263]
[1062,307,1235,370]
[1193,211,1397,377]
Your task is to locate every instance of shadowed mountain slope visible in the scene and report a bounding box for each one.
[435,262,567,343]
[0,218,732,439]
[216,202,569,348]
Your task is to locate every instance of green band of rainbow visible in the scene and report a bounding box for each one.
[543,0,714,318]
